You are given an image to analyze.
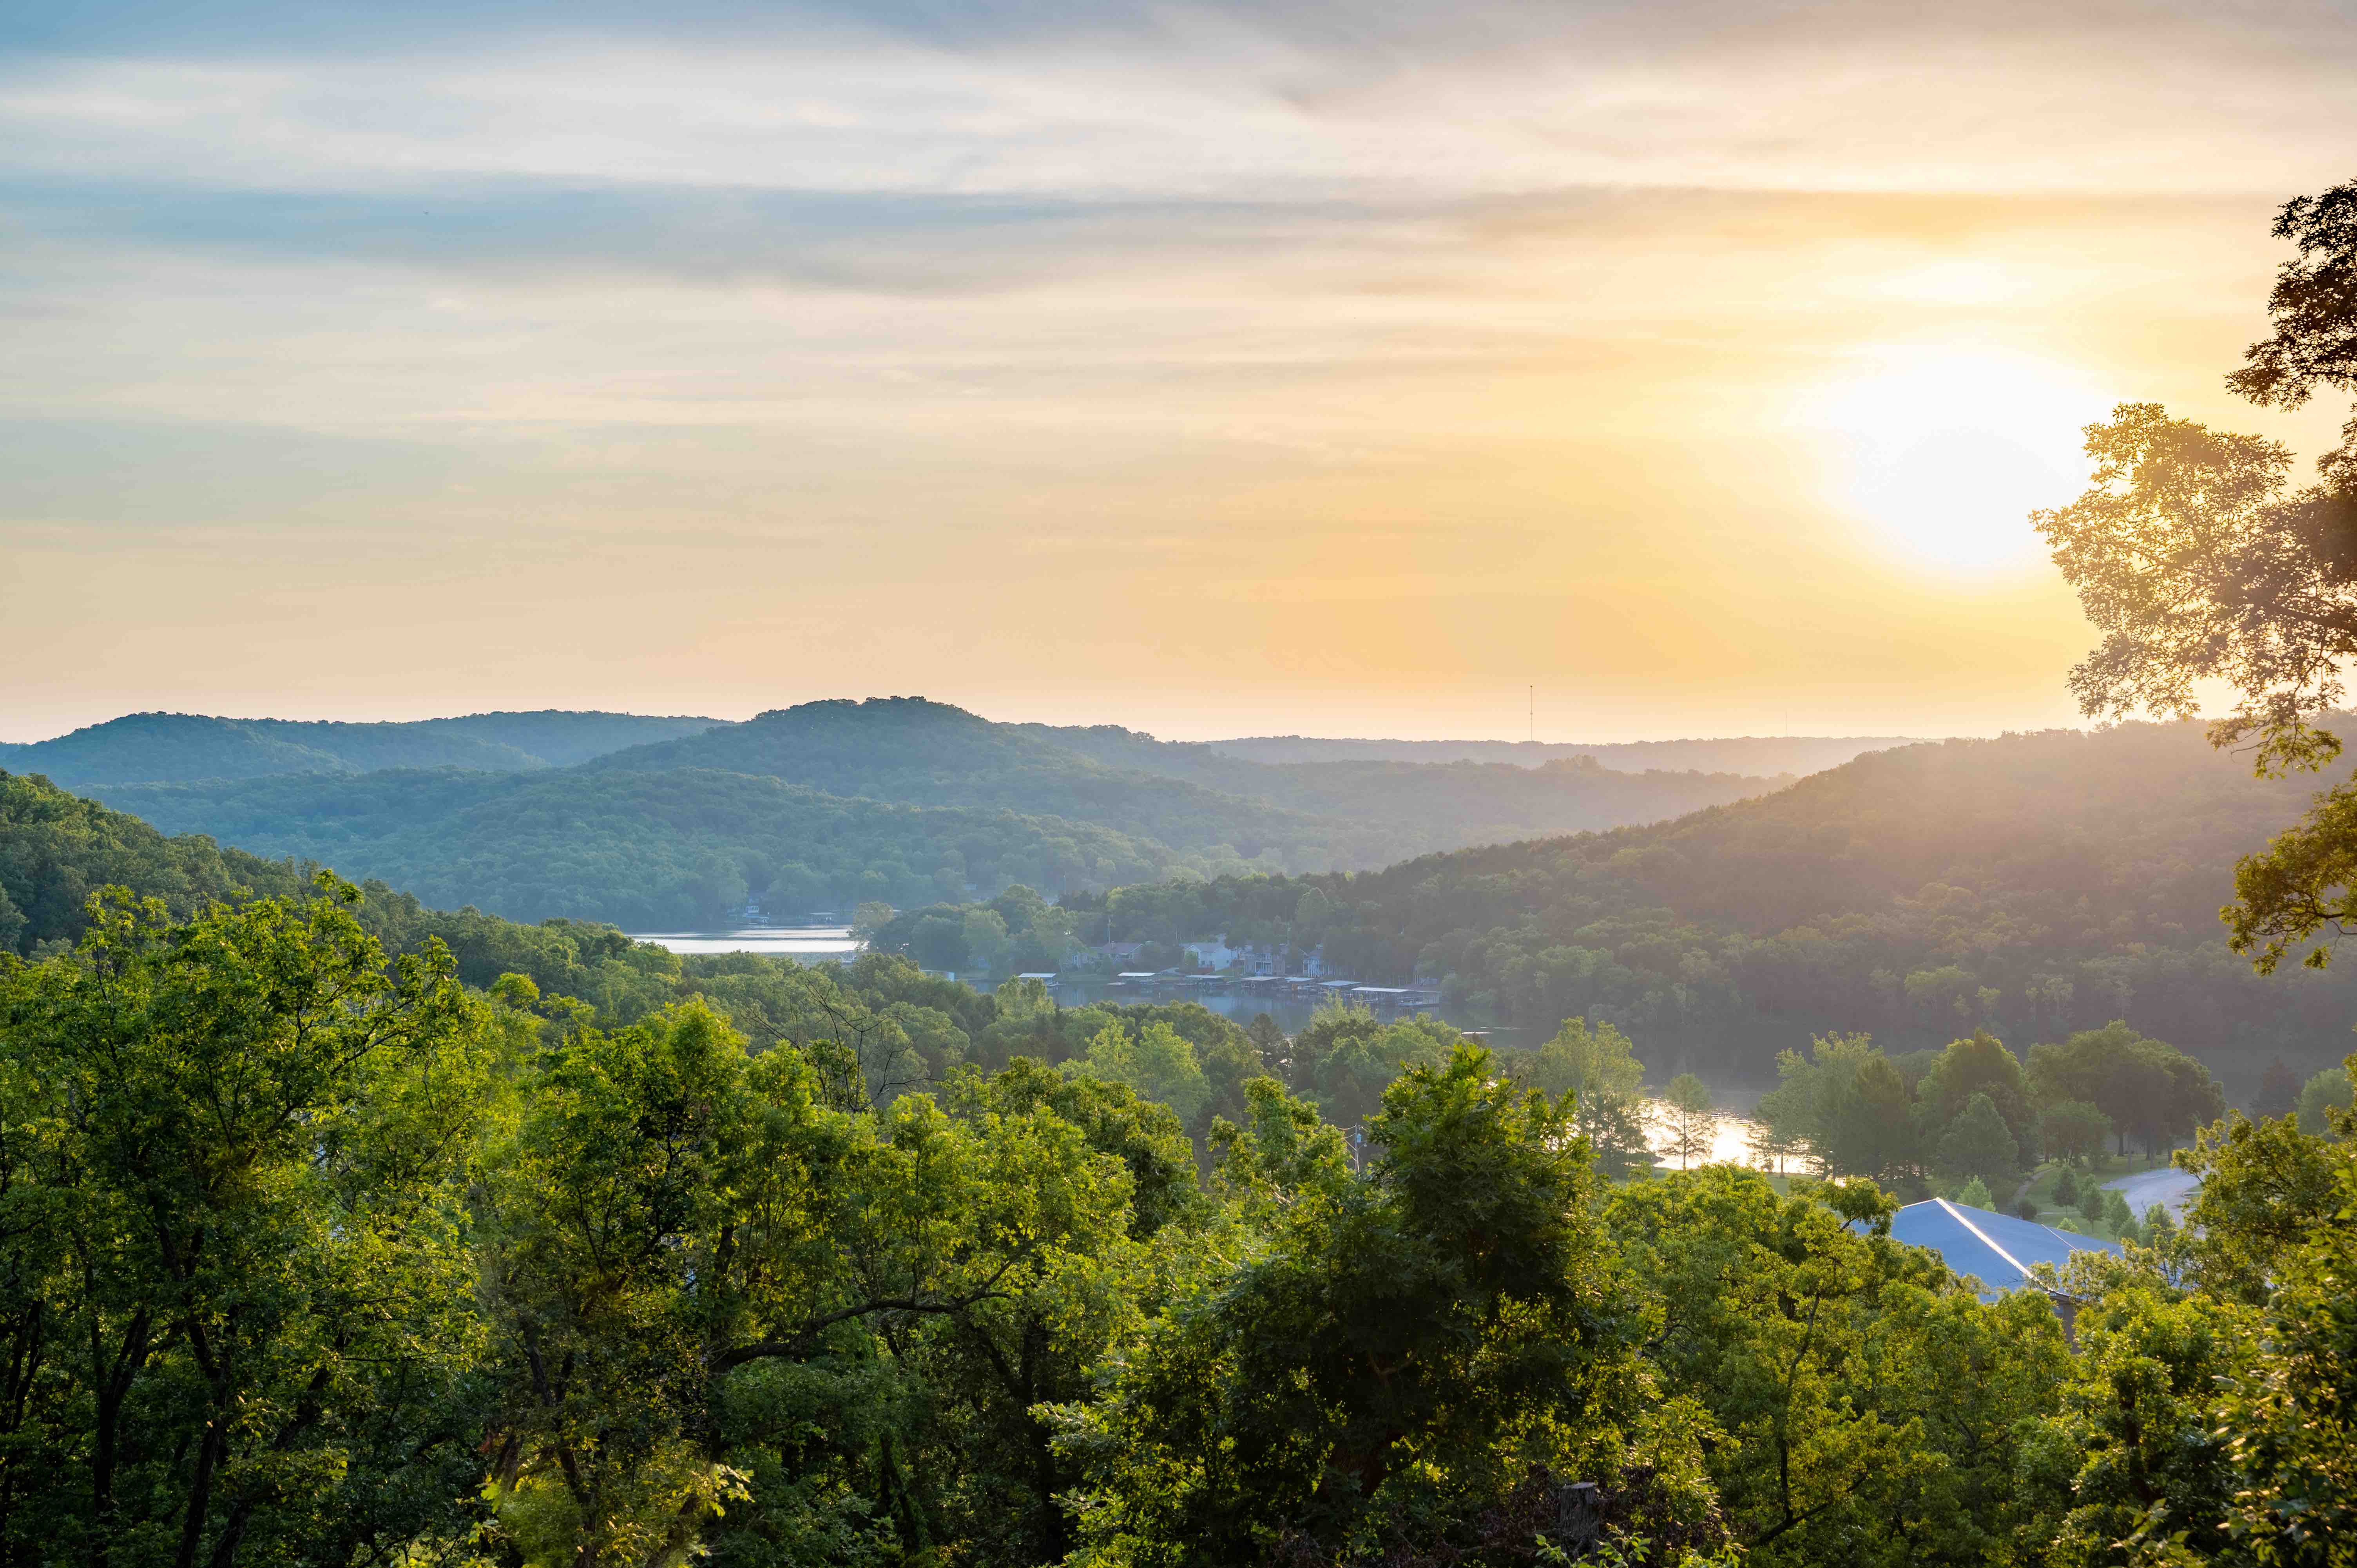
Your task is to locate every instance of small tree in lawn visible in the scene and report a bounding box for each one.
[1660,1073,1718,1170]
[2103,1188,2136,1240]
[1937,1092,2019,1190]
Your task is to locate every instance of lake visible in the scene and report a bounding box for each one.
[1648,1108,1771,1170]
[617,938,1775,1164]
[626,926,864,958]
[1046,979,1528,1046]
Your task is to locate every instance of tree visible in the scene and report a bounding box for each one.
[1290,1004,1456,1129]
[1061,1048,1701,1565]
[915,1065,1203,1564]
[478,998,1074,1566]
[1956,1175,1995,1210]
[909,911,969,972]
[2101,1188,2135,1240]
[1608,1166,2071,1565]
[1243,1012,1287,1073]
[2227,180,2357,482]
[2297,1061,2352,1134]
[2018,1269,2253,1566]
[2040,1099,2112,1166]
[1065,1019,1213,1125]
[1936,1092,2019,1189]
[2213,1147,2357,1557]
[1919,1030,2036,1168]
[2036,180,2357,973]
[2121,1061,2357,1557]
[2028,1022,2221,1157]
[2255,1056,2303,1119]
[1754,1034,1920,1181]
[1513,1016,1652,1179]
[961,906,1013,974]
[1659,1073,1717,1170]
[2173,1099,2353,1305]
[0,879,496,1566]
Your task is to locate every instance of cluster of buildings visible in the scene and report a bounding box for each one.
[1101,972,1444,1012]
[1084,938,1312,974]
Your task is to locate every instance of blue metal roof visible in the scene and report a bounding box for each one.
[1882,1199,2122,1300]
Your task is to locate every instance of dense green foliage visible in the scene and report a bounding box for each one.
[2035,177,2357,976]
[4,877,2350,1567]
[1750,1025,2227,1209]
[0,710,719,785]
[91,765,1220,928]
[0,768,318,956]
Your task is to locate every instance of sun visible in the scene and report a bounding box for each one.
[1804,346,2107,574]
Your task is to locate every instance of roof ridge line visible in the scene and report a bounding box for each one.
[1936,1198,2033,1283]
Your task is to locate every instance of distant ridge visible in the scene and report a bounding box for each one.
[0,709,725,786]
[1207,734,1925,776]
[54,697,1800,923]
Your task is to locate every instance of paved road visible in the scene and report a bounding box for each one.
[2103,1167,2199,1219]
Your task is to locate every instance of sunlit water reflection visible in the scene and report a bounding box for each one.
[626,926,864,958]
[1645,1108,1774,1171]
[622,936,1781,1167]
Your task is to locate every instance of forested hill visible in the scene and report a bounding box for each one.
[32,698,1799,923]
[0,767,673,1005]
[1016,719,1794,835]
[579,697,1365,864]
[1089,721,2357,1069]
[85,767,1234,929]
[0,709,721,785]
[581,697,1789,865]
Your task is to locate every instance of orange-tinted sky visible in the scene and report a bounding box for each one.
[4,2,2353,742]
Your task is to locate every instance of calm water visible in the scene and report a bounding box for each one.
[618,939,1771,1164]
[1047,979,1525,1047]
[1649,1110,1770,1170]
[627,925,864,958]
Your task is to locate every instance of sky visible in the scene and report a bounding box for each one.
[5,0,2356,744]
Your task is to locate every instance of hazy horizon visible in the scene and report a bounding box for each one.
[0,696,1948,751]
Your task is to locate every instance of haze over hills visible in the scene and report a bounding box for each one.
[42,694,2357,1073]
[1207,733,1924,774]
[92,767,1209,930]
[576,698,1350,862]
[1013,720,1799,826]
[897,720,2357,1074]
[0,709,723,785]
[55,698,1795,923]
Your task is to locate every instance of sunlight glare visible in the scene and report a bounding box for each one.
[1807,346,2104,575]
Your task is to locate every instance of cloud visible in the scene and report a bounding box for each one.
[4,0,2352,740]
[5,2,2356,204]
